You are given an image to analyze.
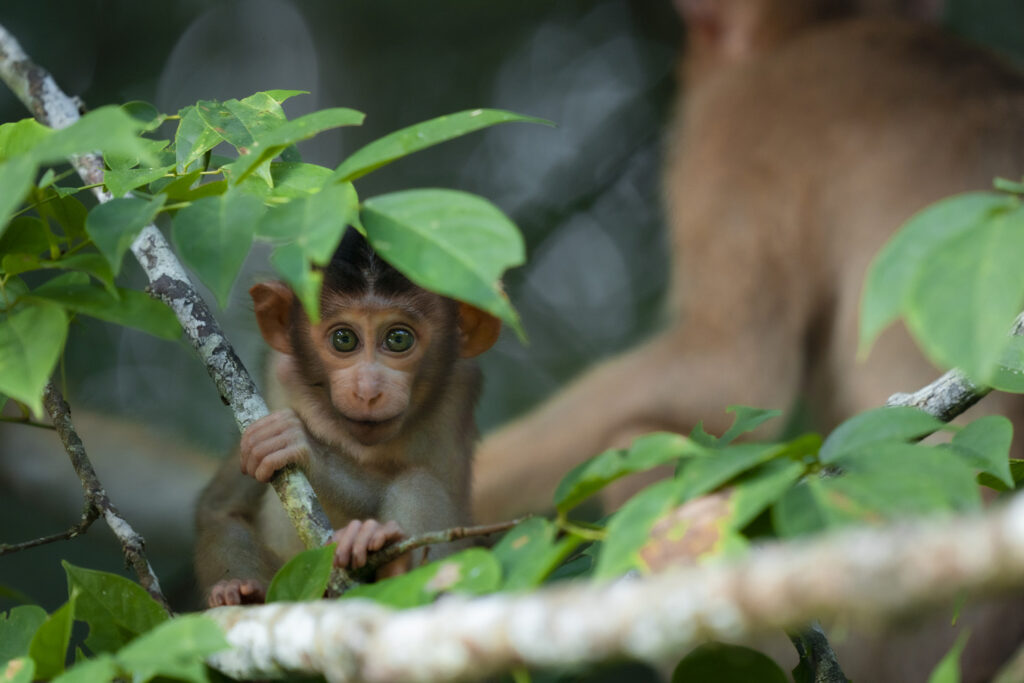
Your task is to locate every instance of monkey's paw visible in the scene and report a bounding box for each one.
[207,578,267,607]
[331,519,411,578]
[240,409,312,482]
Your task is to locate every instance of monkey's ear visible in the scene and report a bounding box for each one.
[250,282,295,355]
[457,302,501,358]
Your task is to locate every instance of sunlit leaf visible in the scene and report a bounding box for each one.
[266,544,335,603]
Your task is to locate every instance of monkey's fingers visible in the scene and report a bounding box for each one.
[332,520,365,568]
[239,410,304,455]
[351,519,394,568]
[208,578,266,607]
[245,443,310,482]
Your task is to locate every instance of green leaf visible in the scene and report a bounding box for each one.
[0,216,50,260]
[676,441,791,502]
[266,544,335,603]
[492,518,582,590]
[175,106,221,174]
[361,189,526,337]
[978,459,1024,492]
[265,89,309,104]
[121,101,165,133]
[906,200,1024,383]
[227,107,364,184]
[270,242,323,323]
[994,177,1024,194]
[0,157,37,239]
[114,615,228,683]
[28,596,75,679]
[554,432,692,514]
[819,406,945,464]
[104,164,174,198]
[172,190,265,307]
[0,301,67,416]
[728,458,807,530]
[106,137,172,173]
[63,562,169,654]
[85,195,166,274]
[594,479,680,579]
[27,275,180,340]
[31,106,147,165]
[342,548,501,608]
[0,119,51,162]
[35,190,88,241]
[0,605,47,663]
[672,643,788,683]
[268,162,333,198]
[332,109,553,183]
[50,656,118,683]
[197,94,286,159]
[774,444,980,537]
[0,657,34,683]
[719,406,783,446]
[950,415,1013,489]
[860,192,1012,355]
[2,253,116,296]
[992,336,1024,392]
[927,630,970,683]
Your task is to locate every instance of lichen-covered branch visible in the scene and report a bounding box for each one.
[0,23,338,560]
[40,383,170,612]
[205,495,1024,682]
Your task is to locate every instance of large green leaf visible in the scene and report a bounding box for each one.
[30,106,147,165]
[0,118,51,161]
[950,415,1014,489]
[50,656,118,683]
[0,216,50,261]
[819,406,945,464]
[266,544,335,603]
[227,107,364,184]
[859,192,1012,355]
[672,643,788,683]
[175,106,222,173]
[554,433,693,514]
[85,195,166,275]
[0,157,37,239]
[342,548,501,608]
[1,252,116,296]
[104,164,174,198]
[0,301,68,416]
[594,479,680,579]
[727,458,807,530]
[113,615,228,683]
[905,200,1024,383]
[172,190,265,307]
[28,597,75,680]
[270,242,323,323]
[491,518,582,590]
[361,189,525,337]
[198,93,287,151]
[332,109,552,183]
[63,562,169,655]
[0,605,47,664]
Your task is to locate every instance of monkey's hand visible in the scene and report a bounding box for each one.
[331,519,412,579]
[207,578,267,607]
[240,409,312,482]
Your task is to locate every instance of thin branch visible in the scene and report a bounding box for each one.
[0,503,98,555]
[205,495,1024,682]
[41,382,170,613]
[0,23,349,588]
[361,518,529,574]
[0,415,55,430]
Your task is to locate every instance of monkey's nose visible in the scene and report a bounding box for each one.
[354,377,383,405]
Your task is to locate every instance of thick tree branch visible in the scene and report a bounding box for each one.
[206,495,1024,682]
[39,382,170,612]
[0,24,347,584]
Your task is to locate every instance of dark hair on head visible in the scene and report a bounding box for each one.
[322,228,417,299]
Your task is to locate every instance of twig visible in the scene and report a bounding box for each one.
[41,382,171,613]
[0,502,98,555]
[789,622,849,683]
[0,416,55,430]
[205,495,1024,682]
[0,23,350,589]
[361,517,529,574]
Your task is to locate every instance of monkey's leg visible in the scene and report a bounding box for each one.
[473,324,805,522]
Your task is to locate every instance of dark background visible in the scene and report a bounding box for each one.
[0,0,1021,611]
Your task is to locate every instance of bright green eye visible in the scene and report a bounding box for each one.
[331,328,358,352]
[384,327,415,353]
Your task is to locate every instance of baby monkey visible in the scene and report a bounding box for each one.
[195,228,501,607]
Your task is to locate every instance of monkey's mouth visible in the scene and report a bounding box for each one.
[342,414,402,432]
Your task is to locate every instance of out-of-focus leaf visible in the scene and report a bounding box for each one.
[0,605,47,663]
[0,157,37,239]
[819,406,945,464]
[672,643,789,683]
[104,164,173,198]
[594,479,679,579]
[50,656,117,683]
[1,657,34,683]
[492,518,582,590]
[121,101,164,132]
[31,107,147,165]
[85,195,166,274]
[332,109,552,182]
[927,630,970,683]
[0,119,51,161]
[978,459,1024,492]
[361,189,525,337]
[28,596,75,680]
[266,545,335,603]
[113,615,228,683]
[950,415,1013,489]
[0,301,67,416]
[342,548,501,608]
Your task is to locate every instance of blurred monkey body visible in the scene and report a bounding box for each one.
[195,229,500,606]
[474,0,1024,519]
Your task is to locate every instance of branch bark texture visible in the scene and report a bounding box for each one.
[0,23,335,554]
[206,495,1024,682]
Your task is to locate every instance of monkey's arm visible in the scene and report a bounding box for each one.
[194,457,281,605]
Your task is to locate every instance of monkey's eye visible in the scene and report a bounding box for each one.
[331,328,359,353]
[384,327,415,353]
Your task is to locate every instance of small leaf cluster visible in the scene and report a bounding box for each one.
[0,562,226,683]
[860,183,1024,388]
[0,91,548,416]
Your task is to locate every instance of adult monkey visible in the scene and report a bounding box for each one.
[196,229,500,607]
[474,3,1024,679]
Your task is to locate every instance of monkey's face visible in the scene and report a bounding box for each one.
[309,306,438,446]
